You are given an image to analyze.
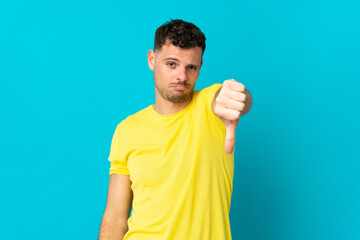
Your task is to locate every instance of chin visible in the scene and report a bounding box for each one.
[167,92,192,103]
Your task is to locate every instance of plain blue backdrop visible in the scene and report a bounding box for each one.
[1,0,359,239]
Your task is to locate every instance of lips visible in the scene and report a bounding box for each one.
[171,85,187,90]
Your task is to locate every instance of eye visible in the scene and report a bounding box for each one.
[187,65,198,71]
[167,62,176,68]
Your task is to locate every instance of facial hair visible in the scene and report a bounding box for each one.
[155,81,193,103]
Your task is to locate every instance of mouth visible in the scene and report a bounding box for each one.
[171,85,188,90]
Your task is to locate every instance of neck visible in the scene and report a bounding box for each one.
[152,92,193,115]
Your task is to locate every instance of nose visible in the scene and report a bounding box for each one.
[176,67,187,81]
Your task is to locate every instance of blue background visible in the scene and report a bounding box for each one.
[1,0,359,239]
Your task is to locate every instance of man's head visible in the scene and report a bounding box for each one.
[148,19,206,104]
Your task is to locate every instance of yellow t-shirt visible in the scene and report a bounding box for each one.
[108,83,235,240]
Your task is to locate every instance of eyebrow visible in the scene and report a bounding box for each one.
[163,57,200,68]
[164,57,180,62]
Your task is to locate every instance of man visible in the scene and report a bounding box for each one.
[99,19,253,240]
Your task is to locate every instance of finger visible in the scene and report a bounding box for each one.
[224,121,238,154]
[229,91,247,102]
[217,107,241,121]
[223,99,245,112]
[228,81,245,92]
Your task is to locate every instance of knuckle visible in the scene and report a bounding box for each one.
[241,93,247,101]
[239,83,245,92]
[223,80,230,87]
[227,110,240,120]
[239,102,245,111]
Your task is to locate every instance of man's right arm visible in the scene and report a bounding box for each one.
[99,174,133,240]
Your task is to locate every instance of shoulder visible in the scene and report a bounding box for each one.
[196,83,222,96]
[193,83,223,109]
[115,105,152,133]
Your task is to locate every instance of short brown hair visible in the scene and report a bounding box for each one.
[154,19,206,55]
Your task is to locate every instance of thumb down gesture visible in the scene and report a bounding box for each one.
[213,79,250,154]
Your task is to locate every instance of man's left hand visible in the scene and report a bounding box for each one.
[212,79,249,154]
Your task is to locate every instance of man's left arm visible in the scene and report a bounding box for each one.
[211,79,253,153]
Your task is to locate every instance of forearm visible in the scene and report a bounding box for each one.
[99,214,128,240]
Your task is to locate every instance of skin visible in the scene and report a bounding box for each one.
[98,175,132,240]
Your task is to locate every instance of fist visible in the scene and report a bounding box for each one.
[213,79,247,154]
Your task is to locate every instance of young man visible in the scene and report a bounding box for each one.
[99,19,253,240]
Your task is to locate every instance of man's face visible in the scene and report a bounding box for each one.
[147,41,203,103]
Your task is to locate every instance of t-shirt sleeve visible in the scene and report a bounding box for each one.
[201,83,227,132]
[108,122,130,175]
[204,83,223,112]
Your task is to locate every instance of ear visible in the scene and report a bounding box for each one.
[147,49,155,70]
[200,57,203,69]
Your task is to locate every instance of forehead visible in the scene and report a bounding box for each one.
[156,42,203,64]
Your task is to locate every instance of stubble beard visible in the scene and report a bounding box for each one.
[155,81,193,103]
